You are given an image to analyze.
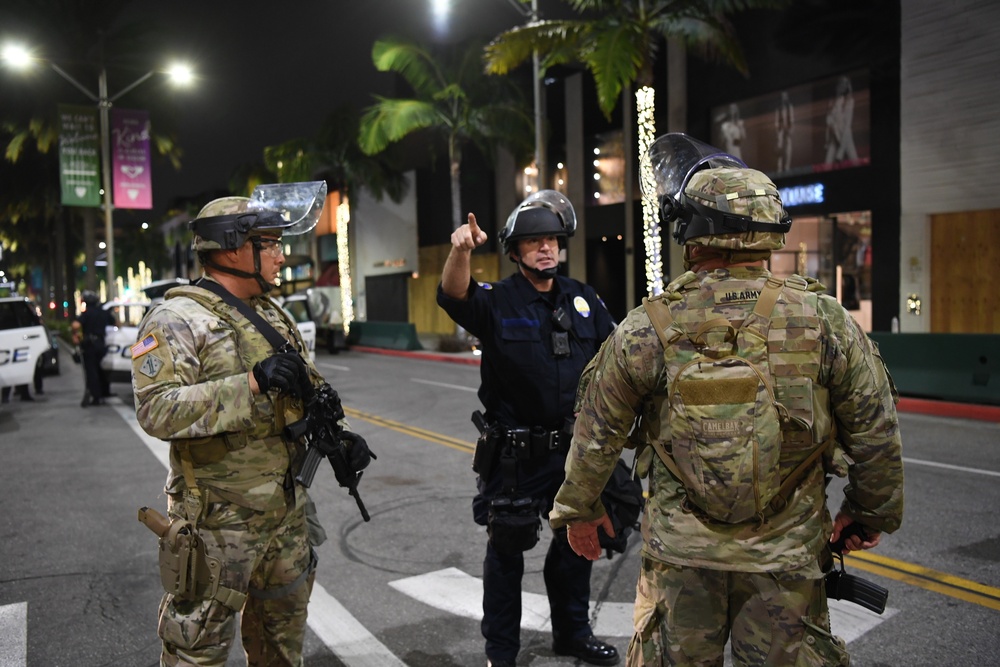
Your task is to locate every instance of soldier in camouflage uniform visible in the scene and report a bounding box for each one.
[549,134,904,666]
[133,189,370,666]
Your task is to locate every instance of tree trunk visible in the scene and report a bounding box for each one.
[449,137,463,231]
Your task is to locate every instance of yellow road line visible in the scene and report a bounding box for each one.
[345,407,1000,612]
[846,552,1000,611]
[344,407,475,454]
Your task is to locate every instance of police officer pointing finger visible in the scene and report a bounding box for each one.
[438,191,619,667]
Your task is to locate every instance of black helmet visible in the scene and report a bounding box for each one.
[81,290,100,306]
[498,189,577,255]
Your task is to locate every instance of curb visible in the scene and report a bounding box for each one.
[895,397,1000,423]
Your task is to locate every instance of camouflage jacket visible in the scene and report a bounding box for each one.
[132,278,322,512]
[551,266,904,572]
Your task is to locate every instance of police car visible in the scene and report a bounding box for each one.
[101,292,317,384]
[0,296,50,391]
[275,293,318,359]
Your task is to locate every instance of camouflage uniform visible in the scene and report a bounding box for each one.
[552,160,904,667]
[133,277,325,667]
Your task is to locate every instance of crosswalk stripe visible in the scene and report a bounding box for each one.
[389,567,896,643]
[0,602,27,667]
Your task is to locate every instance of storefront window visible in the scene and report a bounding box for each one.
[768,210,872,330]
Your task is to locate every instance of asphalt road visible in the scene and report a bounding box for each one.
[0,346,997,667]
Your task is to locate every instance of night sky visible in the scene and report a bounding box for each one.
[1,0,567,222]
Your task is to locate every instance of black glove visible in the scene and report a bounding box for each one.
[341,431,376,473]
[252,352,307,396]
[319,383,345,422]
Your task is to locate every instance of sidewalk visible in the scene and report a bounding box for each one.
[346,335,1000,423]
[349,332,482,366]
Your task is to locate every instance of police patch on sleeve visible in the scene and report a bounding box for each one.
[131,334,159,358]
[138,353,164,378]
[573,296,591,318]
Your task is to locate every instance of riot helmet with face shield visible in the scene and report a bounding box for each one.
[498,190,577,279]
[190,181,327,293]
[641,133,791,267]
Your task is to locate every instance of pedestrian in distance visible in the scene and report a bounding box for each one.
[132,182,374,667]
[437,190,620,667]
[551,133,904,666]
[71,290,112,407]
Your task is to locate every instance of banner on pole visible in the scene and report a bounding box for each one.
[58,104,101,207]
[111,108,153,210]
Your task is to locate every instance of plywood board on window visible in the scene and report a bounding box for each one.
[930,210,1000,333]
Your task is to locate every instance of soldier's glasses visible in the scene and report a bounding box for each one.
[254,237,285,257]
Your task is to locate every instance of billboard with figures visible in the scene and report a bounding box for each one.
[711,70,870,178]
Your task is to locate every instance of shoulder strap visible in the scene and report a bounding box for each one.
[195,279,289,353]
[641,297,682,349]
[768,427,837,513]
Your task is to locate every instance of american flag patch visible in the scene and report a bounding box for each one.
[131,334,159,358]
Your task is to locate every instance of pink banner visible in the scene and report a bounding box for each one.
[111,108,153,210]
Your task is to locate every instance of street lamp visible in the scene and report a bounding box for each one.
[1,43,192,300]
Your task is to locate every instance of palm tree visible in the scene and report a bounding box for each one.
[265,104,409,334]
[357,37,533,231]
[485,0,786,295]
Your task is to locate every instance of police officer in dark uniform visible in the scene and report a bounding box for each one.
[71,290,113,407]
[437,191,619,667]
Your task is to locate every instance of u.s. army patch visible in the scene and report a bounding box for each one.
[138,354,164,378]
[131,334,159,358]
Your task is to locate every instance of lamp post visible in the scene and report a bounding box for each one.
[504,0,545,190]
[434,0,545,189]
[2,44,192,300]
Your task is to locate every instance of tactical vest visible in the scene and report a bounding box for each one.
[640,271,838,524]
[165,284,306,464]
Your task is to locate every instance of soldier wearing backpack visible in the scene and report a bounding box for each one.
[549,134,904,666]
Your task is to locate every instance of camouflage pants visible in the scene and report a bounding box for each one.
[627,557,849,667]
[158,496,314,667]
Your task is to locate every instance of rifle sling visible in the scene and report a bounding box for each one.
[195,278,289,353]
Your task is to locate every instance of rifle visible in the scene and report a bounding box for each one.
[285,380,372,522]
[825,522,889,614]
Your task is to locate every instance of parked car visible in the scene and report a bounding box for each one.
[276,293,318,361]
[0,296,50,390]
[284,287,346,354]
[101,301,154,384]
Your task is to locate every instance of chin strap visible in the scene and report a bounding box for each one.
[203,245,273,294]
[511,253,558,279]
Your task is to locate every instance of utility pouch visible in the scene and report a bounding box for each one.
[473,431,501,480]
[471,410,501,480]
[155,516,223,602]
[487,496,541,556]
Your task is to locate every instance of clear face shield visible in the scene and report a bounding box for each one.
[247,180,327,236]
